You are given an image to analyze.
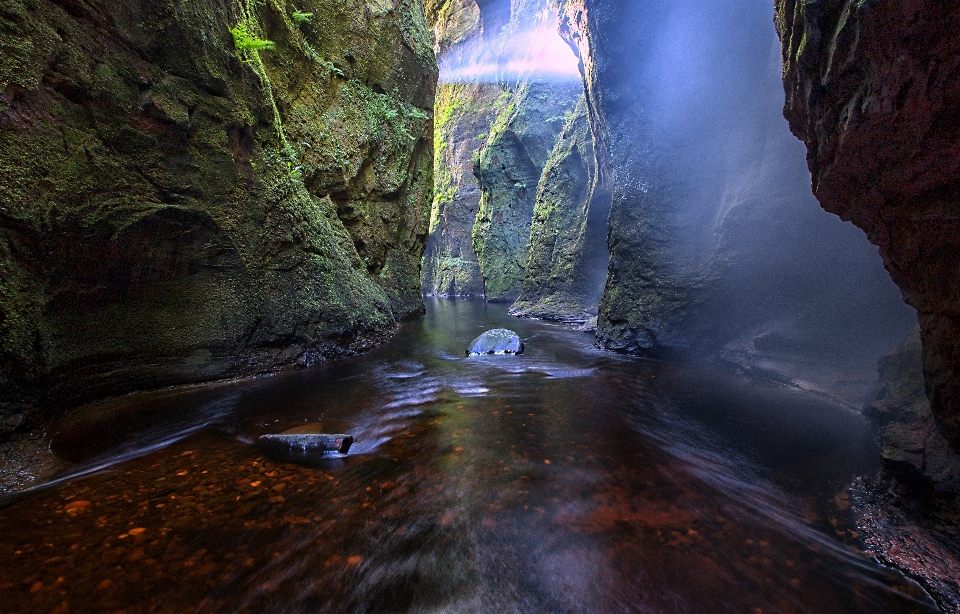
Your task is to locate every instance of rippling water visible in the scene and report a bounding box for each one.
[0,298,938,613]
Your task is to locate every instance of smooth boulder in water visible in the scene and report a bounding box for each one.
[467,329,524,356]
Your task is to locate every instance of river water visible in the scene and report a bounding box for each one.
[0,298,938,613]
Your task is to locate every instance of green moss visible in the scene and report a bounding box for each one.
[471,83,578,301]
[0,0,436,429]
[421,82,502,297]
[511,94,604,322]
[230,20,276,57]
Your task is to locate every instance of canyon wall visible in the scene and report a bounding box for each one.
[509,94,608,325]
[421,0,582,303]
[472,81,577,301]
[556,0,915,404]
[421,81,499,297]
[775,1,960,451]
[0,0,436,436]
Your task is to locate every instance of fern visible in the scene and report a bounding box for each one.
[230,21,275,60]
[292,11,313,23]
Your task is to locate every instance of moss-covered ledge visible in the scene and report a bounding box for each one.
[0,0,437,438]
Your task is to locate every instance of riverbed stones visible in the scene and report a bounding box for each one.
[466,329,523,356]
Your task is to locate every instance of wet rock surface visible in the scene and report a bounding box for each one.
[851,475,960,614]
[471,82,579,302]
[466,328,523,355]
[258,432,354,463]
[422,0,582,303]
[775,1,960,451]
[510,94,608,325]
[866,329,960,494]
[421,82,502,298]
[0,432,67,496]
[850,329,960,613]
[555,0,914,401]
[0,0,437,435]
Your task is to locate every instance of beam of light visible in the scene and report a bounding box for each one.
[440,16,581,84]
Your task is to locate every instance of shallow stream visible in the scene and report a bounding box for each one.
[0,298,938,613]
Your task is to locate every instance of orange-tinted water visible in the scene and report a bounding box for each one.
[0,299,938,613]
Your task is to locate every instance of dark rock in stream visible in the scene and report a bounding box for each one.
[466,329,523,356]
[258,433,354,464]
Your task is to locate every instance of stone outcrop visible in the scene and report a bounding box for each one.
[775,1,960,453]
[421,82,500,297]
[555,0,914,404]
[775,4,960,602]
[855,331,960,613]
[509,94,607,325]
[472,81,577,301]
[866,329,960,495]
[0,0,436,436]
[422,0,582,302]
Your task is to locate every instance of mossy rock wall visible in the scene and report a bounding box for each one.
[471,82,577,302]
[420,81,500,297]
[0,0,437,435]
[510,94,607,323]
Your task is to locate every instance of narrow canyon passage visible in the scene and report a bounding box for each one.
[0,299,938,613]
[2,0,959,610]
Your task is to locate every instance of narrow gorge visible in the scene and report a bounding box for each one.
[1,0,959,611]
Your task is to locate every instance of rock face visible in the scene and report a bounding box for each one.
[472,82,578,301]
[851,475,960,614]
[421,0,582,302]
[421,82,502,297]
[0,0,436,436]
[466,328,523,355]
[775,1,960,451]
[555,0,915,403]
[866,329,960,495]
[857,329,960,612]
[425,0,482,57]
[510,93,607,325]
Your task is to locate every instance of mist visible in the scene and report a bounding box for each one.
[437,3,581,84]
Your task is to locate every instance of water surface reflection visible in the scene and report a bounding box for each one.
[0,298,937,612]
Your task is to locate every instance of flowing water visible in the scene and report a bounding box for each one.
[0,298,938,613]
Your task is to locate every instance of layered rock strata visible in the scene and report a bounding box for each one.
[0,0,437,436]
